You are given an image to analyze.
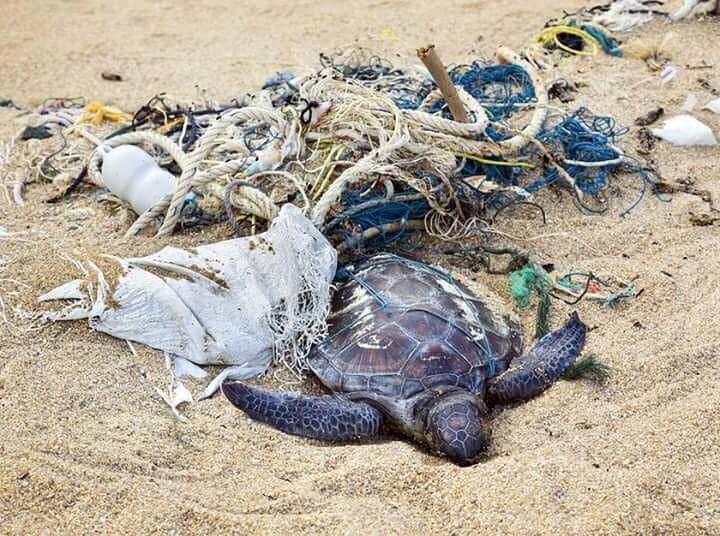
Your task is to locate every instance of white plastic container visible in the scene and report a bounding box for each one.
[100,145,176,215]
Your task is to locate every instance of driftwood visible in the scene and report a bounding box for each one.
[417,44,469,123]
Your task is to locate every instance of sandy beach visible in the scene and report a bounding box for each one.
[1,1,719,534]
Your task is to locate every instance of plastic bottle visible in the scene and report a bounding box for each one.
[100,145,176,215]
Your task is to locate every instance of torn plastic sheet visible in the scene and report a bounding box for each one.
[156,356,194,422]
[38,204,337,397]
[174,357,207,379]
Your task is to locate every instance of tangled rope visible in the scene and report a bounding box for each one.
[86,107,283,236]
[1,39,660,249]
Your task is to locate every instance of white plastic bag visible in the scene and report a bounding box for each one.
[651,115,718,146]
[38,204,337,394]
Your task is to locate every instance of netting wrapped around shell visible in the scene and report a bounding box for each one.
[323,254,501,380]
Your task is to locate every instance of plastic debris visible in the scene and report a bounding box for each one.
[155,353,194,421]
[38,204,338,395]
[379,28,397,40]
[592,0,658,32]
[101,72,123,82]
[703,98,720,113]
[262,70,295,89]
[509,266,546,309]
[681,94,698,113]
[651,115,718,146]
[100,144,177,215]
[20,125,52,141]
[78,101,131,126]
[660,65,678,84]
[174,357,207,379]
[671,0,718,21]
[156,377,193,422]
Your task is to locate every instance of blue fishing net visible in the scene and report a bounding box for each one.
[317,48,658,245]
[525,107,626,194]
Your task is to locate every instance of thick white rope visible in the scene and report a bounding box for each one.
[86,107,284,236]
[77,46,548,238]
[310,46,547,226]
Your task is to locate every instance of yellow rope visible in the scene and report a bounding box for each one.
[157,117,184,133]
[535,25,600,57]
[77,101,132,126]
[311,144,346,200]
[456,153,536,169]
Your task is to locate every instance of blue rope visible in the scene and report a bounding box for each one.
[580,24,623,57]
[528,108,626,194]
[428,63,535,122]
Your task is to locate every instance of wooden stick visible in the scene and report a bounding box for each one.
[417,44,468,123]
[334,220,426,253]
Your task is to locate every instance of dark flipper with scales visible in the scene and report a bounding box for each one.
[487,312,586,404]
[222,383,383,441]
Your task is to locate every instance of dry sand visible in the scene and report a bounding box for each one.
[1,1,719,534]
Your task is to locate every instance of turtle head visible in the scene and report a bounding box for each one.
[424,391,489,466]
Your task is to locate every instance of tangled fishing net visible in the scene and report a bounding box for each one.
[0,39,667,386]
[1,44,662,252]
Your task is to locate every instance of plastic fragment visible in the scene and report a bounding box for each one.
[20,125,52,141]
[660,65,678,84]
[592,0,656,32]
[156,379,193,422]
[262,71,295,89]
[703,98,720,114]
[651,115,718,146]
[509,266,539,309]
[200,361,272,400]
[174,357,207,379]
[37,279,87,302]
[671,0,718,21]
[101,72,123,82]
[681,94,698,113]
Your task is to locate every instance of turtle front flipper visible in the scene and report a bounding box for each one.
[222,383,382,441]
[487,312,586,404]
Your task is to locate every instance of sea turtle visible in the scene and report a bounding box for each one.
[223,253,586,465]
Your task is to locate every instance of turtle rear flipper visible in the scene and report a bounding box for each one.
[223,383,382,441]
[487,312,586,404]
